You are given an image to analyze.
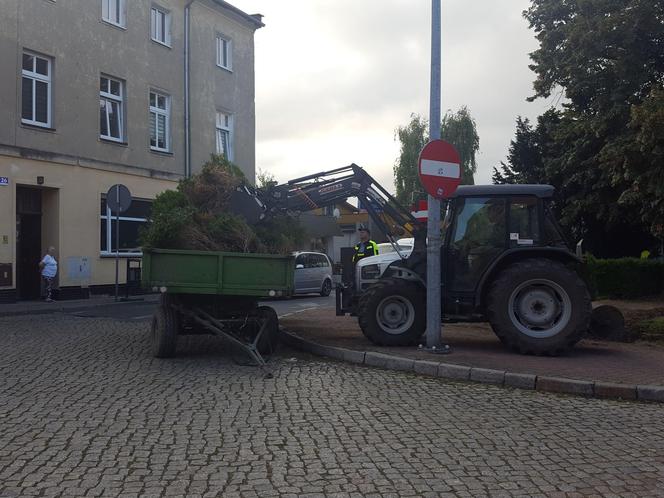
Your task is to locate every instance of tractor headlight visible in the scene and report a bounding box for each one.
[361,264,381,280]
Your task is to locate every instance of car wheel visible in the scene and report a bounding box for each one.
[320,278,332,297]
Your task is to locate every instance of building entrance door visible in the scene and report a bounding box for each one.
[16,187,43,300]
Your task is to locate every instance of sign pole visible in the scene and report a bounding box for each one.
[425,0,444,349]
[106,184,132,303]
[115,190,120,302]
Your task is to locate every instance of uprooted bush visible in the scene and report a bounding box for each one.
[140,155,305,254]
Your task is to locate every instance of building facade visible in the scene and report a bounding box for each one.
[0,0,263,302]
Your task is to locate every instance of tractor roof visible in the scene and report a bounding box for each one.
[452,184,554,198]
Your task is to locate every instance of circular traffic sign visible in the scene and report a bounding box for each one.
[106,184,132,213]
[418,139,461,199]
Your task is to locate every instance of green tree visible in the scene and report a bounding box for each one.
[441,106,479,185]
[497,0,663,256]
[394,108,480,205]
[256,168,277,189]
[393,114,428,205]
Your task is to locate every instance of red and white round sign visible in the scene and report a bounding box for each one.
[418,139,461,199]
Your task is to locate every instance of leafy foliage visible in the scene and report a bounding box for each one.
[441,107,480,185]
[256,168,278,189]
[394,108,480,205]
[394,114,429,205]
[495,0,664,256]
[586,256,664,299]
[140,155,305,254]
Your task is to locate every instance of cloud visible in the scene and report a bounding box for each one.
[233,0,555,187]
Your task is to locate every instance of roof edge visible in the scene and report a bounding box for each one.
[209,0,265,29]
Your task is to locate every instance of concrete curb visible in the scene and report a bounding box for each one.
[0,296,158,318]
[280,328,663,404]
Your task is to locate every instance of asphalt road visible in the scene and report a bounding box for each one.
[1,312,663,497]
[68,293,336,322]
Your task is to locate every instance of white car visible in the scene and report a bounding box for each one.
[356,238,413,291]
[293,251,334,296]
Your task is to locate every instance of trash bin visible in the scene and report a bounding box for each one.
[125,258,142,298]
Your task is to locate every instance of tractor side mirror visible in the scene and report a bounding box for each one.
[576,239,584,259]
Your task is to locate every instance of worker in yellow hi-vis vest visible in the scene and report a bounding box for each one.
[352,225,379,263]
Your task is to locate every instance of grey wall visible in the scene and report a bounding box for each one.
[189,0,257,181]
[0,0,259,180]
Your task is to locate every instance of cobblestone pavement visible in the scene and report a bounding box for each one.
[1,314,663,498]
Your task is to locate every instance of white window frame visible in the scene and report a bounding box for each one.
[21,51,52,128]
[102,0,126,28]
[216,35,233,71]
[150,6,171,47]
[99,75,125,142]
[216,111,233,161]
[149,90,170,152]
[100,197,150,257]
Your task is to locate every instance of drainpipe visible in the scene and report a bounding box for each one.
[184,1,194,178]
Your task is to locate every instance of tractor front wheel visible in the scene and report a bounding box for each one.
[358,278,426,346]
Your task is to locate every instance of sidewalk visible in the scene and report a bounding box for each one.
[280,307,664,403]
[0,294,159,317]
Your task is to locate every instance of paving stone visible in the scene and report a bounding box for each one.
[594,382,637,400]
[437,362,471,380]
[636,385,664,403]
[505,372,537,390]
[536,376,594,396]
[470,368,505,385]
[413,360,440,377]
[364,352,414,372]
[0,313,662,497]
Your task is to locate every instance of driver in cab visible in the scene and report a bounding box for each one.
[352,226,379,263]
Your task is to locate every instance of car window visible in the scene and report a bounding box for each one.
[295,255,306,267]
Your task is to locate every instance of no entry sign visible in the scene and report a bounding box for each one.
[418,139,461,199]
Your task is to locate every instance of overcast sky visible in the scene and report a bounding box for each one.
[232,0,559,190]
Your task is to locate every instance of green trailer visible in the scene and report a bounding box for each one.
[142,249,295,365]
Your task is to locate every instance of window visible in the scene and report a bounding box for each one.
[509,197,539,246]
[100,76,124,142]
[150,6,171,46]
[21,52,52,128]
[216,35,232,70]
[102,0,126,28]
[149,91,170,151]
[215,111,233,160]
[450,197,506,291]
[100,196,151,255]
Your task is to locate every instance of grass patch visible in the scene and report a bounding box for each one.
[635,317,664,342]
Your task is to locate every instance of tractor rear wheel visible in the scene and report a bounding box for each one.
[358,278,426,346]
[486,258,591,355]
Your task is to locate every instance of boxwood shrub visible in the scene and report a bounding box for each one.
[586,257,664,299]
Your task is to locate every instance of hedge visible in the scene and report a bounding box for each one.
[586,257,664,299]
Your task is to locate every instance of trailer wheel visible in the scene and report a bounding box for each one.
[152,299,179,358]
[486,258,591,355]
[358,278,425,346]
[256,306,279,356]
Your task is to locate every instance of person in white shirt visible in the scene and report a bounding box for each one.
[39,246,58,302]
